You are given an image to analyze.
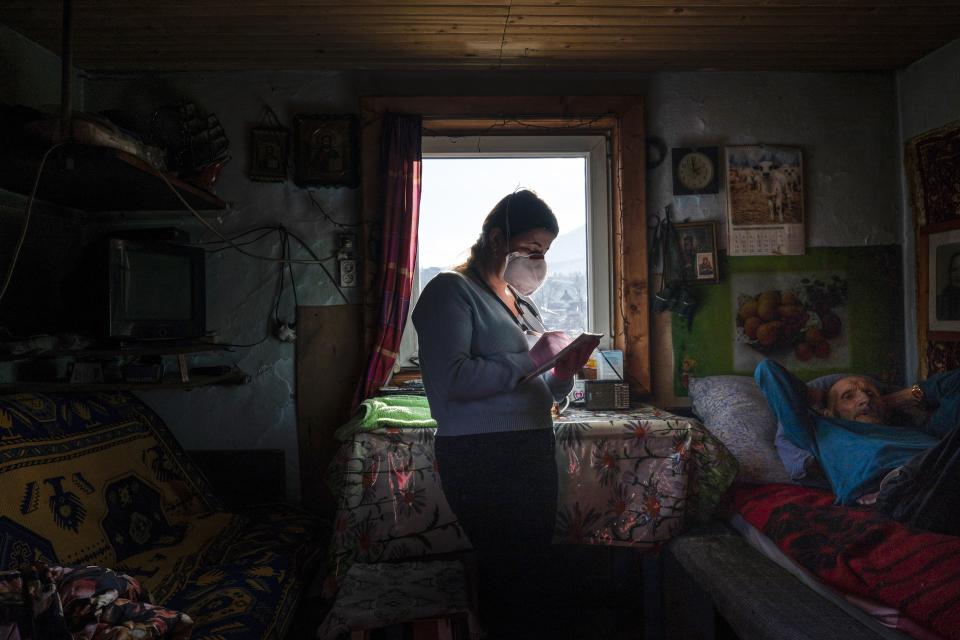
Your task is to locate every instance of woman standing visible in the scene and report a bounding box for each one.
[412,190,585,635]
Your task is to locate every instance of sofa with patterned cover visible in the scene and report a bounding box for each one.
[0,391,324,640]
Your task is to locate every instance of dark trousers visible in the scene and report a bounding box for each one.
[877,421,960,537]
[435,429,558,637]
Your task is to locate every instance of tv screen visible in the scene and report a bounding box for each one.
[109,239,206,339]
[122,251,193,320]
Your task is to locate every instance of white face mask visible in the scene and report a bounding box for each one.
[502,251,548,296]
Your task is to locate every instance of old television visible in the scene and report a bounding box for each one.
[71,237,207,340]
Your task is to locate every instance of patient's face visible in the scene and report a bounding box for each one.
[827,376,884,424]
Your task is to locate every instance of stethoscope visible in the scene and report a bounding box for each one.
[467,265,543,332]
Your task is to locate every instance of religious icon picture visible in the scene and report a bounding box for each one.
[696,252,716,279]
[674,220,720,284]
[293,115,359,188]
[249,127,289,182]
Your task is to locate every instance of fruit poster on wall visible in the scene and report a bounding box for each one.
[672,246,903,396]
[733,272,848,372]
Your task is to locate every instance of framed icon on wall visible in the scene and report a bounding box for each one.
[248,126,289,182]
[293,115,359,188]
[674,220,720,284]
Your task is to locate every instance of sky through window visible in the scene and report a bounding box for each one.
[419,157,589,333]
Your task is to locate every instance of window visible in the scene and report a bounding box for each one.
[398,135,612,368]
[360,96,648,392]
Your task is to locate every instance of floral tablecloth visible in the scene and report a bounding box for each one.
[324,405,737,587]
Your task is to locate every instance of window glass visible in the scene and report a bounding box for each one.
[419,157,588,334]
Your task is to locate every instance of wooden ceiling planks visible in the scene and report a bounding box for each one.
[2,1,959,72]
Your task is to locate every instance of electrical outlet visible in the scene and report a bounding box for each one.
[338,233,356,260]
[339,258,358,287]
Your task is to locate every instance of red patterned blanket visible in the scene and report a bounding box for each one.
[726,484,960,640]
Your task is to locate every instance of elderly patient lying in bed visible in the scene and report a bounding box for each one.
[754,358,960,537]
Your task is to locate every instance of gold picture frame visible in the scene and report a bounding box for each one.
[674,220,720,284]
[293,115,359,188]
[248,127,289,182]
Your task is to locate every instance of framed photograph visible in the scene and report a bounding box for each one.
[248,127,289,182]
[674,220,720,284]
[906,119,960,227]
[293,115,358,188]
[919,222,960,336]
[911,121,960,376]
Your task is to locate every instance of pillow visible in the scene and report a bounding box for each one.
[688,375,792,484]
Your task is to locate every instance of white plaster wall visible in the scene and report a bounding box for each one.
[77,68,902,500]
[646,72,899,248]
[81,72,364,504]
[897,38,960,380]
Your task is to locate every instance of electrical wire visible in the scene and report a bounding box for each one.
[197,225,339,261]
[283,227,349,304]
[156,170,339,265]
[195,225,278,245]
[204,228,277,253]
[226,227,296,349]
[306,189,362,229]
[154,170,350,303]
[0,144,350,345]
[286,232,300,311]
[0,142,66,306]
[273,228,295,325]
[283,227,327,262]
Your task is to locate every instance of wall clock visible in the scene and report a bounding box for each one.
[672,147,720,196]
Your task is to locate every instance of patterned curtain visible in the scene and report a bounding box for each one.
[353,113,422,407]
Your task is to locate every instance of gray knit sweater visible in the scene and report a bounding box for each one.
[412,270,573,437]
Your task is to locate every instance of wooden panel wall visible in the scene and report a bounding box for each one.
[3,2,960,72]
[295,304,364,513]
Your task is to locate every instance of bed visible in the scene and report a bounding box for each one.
[687,375,960,640]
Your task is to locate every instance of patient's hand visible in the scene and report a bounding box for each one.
[882,387,931,427]
[806,387,826,413]
[881,387,924,412]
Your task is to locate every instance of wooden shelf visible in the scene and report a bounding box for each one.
[0,370,250,394]
[0,341,235,363]
[0,341,247,393]
[0,143,227,213]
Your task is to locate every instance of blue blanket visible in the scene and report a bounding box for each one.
[754,360,948,504]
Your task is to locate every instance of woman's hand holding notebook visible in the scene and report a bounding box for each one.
[525,331,603,382]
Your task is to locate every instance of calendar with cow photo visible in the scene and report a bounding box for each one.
[725,145,805,256]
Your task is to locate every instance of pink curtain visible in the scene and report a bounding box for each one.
[353,114,422,407]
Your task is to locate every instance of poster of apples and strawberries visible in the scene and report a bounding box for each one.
[732,272,849,371]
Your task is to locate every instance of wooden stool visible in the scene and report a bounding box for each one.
[348,611,472,639]
[318,560,478,640]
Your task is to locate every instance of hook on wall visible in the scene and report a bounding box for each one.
[646,136,667,171]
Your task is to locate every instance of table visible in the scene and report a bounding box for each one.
[324,405,737,585]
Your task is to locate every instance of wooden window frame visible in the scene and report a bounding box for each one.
[359,96,649,395]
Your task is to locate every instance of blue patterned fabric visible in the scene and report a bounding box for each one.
[0,392,324,640]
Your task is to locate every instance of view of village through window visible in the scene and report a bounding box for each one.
[418,157,589,336]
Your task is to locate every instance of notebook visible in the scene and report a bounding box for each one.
[522,332,603,382]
